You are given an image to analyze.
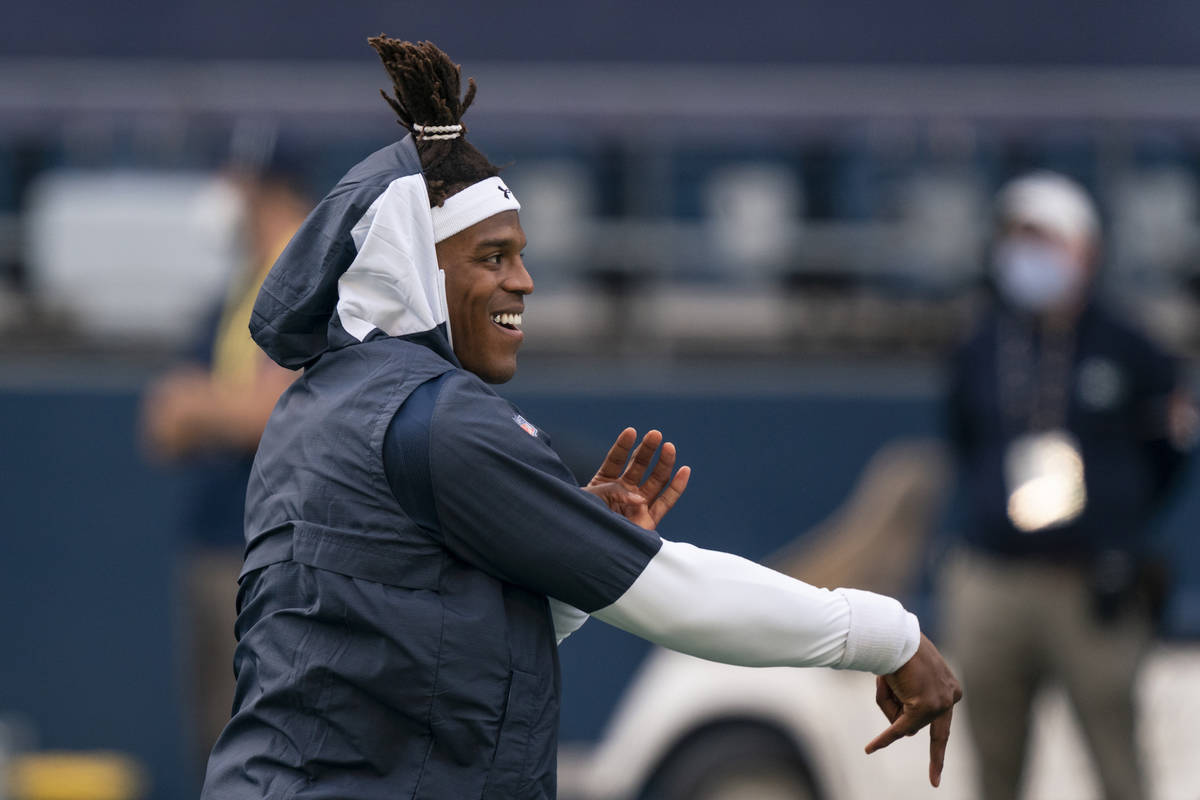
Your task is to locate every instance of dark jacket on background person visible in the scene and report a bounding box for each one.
[200,138,661,800]
[948,299,1186,563]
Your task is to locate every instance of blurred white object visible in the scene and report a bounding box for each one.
[25,170,243,344]
[996,171,1099,245]
[897,171,988,289]
[507,160,594,284]
[703,163,803,280]
[566,638,1200,800]
[1109,168,1200,281]
[1004,430,1087,533]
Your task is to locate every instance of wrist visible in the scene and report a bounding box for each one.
[835,588,921,675]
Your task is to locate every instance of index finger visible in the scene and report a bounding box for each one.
[591,428,637,483]
[864,710,921,755]
[928,707,953,788]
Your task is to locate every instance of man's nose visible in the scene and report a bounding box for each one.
[503,257,534,295]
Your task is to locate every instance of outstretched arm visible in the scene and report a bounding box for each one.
[593,539,919,672]
[593,539,960,788]
[584,432,916,671]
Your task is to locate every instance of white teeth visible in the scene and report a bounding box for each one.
[491,313,523,328]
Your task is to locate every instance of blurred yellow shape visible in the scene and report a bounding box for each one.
[7,752,146,800]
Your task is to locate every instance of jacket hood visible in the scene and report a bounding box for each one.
[250,136,453,369]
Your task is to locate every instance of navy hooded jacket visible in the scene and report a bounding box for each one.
[200,137,661,800]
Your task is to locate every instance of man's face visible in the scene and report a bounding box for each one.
[992,220,1098,314]
[436,210,532,384]
[1000,220,1094,277]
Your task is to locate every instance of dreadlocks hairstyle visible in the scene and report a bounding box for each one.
[369,36,502,207]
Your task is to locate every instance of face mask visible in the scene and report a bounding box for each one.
[993,239,1082,312]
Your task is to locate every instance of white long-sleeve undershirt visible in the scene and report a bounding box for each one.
[549,597,590,644]
[579,539,920,676]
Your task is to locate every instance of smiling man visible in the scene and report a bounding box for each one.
[436,208,529,382]
[200,39,960,800]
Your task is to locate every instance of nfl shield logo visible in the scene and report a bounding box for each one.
[512,414,539,438]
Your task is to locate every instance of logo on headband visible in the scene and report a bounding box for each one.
[498,184,513,199]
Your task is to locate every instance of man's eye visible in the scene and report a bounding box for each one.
[485,254,503,265]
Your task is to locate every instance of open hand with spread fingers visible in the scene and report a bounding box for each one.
[582,428,691,530]
[866,634,963,788]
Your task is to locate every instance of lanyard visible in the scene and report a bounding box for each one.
[997,314,1078,435]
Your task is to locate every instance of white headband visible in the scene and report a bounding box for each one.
[431,176,521,243]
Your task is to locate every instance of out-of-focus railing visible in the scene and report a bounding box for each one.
[2,60,1200,357]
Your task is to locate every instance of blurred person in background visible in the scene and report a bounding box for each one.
[141,161,310,774]
[943,171,1196,800]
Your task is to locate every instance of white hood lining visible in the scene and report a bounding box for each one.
[337,173,449,343]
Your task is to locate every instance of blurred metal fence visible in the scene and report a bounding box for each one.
[2,61,1200,355]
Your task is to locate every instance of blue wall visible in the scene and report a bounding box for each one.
[0,389,190,799]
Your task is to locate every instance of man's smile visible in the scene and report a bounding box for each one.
[490,311,524,337]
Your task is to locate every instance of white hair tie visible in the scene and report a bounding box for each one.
[412,123,463,141]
